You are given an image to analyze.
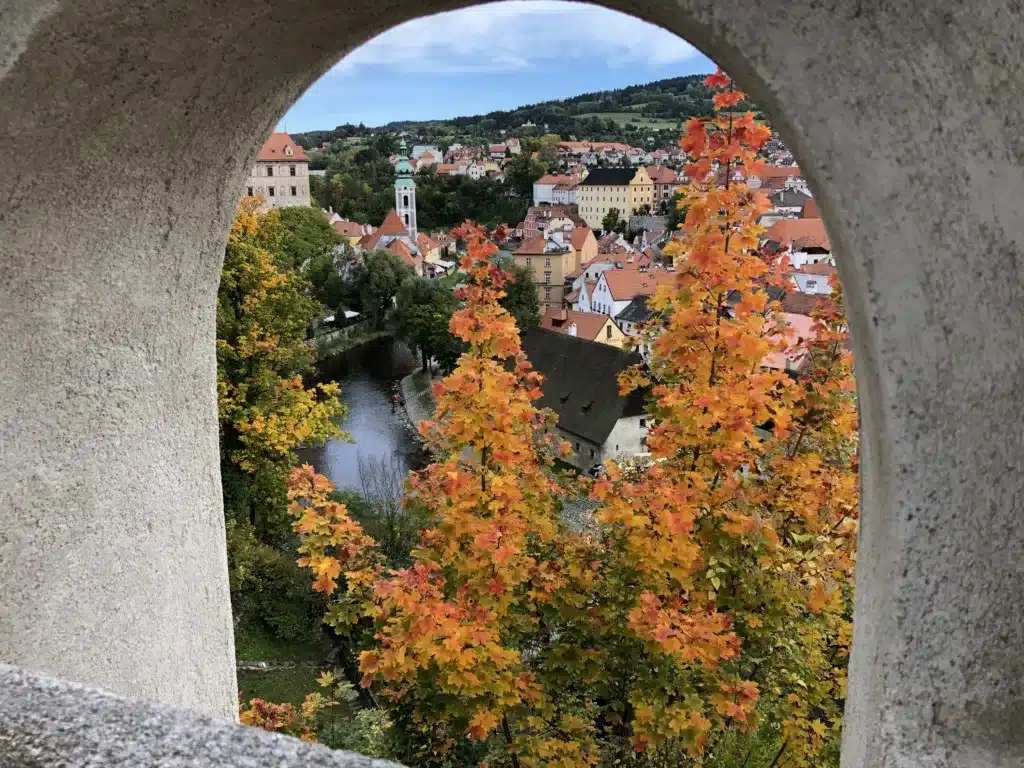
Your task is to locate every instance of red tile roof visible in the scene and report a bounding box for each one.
[564,289,580,304]
[388,238,420,267]
[795,262,836,275]
[780,291,831,315]
[379,209,409,236]
[540,308,613,341]
[333,220,363,237]
[417,232,439,251]
[602,269,675,301]
[515,236,548,255]
[765,218,831,251]
[645,165,678,185]
[801,199,820,219]
[258,132,308,162]
[570,226,593,251]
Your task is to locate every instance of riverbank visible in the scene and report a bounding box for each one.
[314,328,393,360]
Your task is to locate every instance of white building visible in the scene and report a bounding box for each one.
[591,268,675,318]
[244,132,310,208]
[791,262,836,294]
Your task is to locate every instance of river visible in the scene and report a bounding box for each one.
[299,337,427,490]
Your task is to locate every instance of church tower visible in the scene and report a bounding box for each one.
[394,139,417,241]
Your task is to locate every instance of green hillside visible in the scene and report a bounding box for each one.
[292,75,758,149]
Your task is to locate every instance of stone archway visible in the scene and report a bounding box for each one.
[3,1,1024,765]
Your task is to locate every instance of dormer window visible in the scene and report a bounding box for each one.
[284,145,293,157]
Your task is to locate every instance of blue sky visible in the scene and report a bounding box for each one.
[278,1,713,131]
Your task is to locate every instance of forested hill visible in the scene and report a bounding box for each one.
[292,74,758,147]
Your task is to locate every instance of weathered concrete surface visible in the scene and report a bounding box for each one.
[1,0,1023,763]
[0,664,404,768]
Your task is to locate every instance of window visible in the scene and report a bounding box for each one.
[639,418,646,427]
[544,272,551,284]
[246,186,253,196]
[290,186,297,196]
[545,257,551,267]
[606,325,612,339]
[590,448,595,458]
[268,186,275,196]
[544,287,551,300]
[575,442,580,451]
[403,194,409,207]
[525,256,531,266]
[289,165,296,176]
[266,166,273,176]
[404,213,409,225]
[806,280,818,288]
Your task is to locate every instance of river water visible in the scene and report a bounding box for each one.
[299,337,426,490]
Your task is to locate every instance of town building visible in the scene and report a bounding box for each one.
[790,262,836,294]
[245,132,310,208]
[540,307,626,348]
[763,218,832,269]
[590,268,675,318]
[514,226,579,308]
[646,165,681,207]
[577,167,654,231]
[520,328,649,470]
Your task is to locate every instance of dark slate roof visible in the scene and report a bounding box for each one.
[768,188,812,208]
[579,168,638,186]
[520,328,646,445]
[616,295,653,325]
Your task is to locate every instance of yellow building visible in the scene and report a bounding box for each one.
[576,167,653,231]
[540,307,627,349]
[514,227,581,308]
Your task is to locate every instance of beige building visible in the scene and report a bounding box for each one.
[514,226,581,308]
[540,307,627,348]
[245,132,310,208]
[577,167,653,231]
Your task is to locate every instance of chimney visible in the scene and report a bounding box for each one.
[567,322,577,337]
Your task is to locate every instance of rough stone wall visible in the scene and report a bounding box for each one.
[0,665,405,768]
[1,1,1023,765]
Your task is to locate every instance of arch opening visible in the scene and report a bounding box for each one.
[3,2,1023,768]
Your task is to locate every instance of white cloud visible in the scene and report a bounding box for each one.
[329,1,698,76]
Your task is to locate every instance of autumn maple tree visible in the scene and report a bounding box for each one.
[276,72,858,768]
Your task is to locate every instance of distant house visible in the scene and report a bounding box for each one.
[245,132,309,208]
[520,328,649,470]
[645,165,680,206]
[532,174,561,206]
[540,307,626,348]
[791,262,836,295]
[591,268,675,318]
[514,227,579,308]
[505,137,522,155]
[760,188,814,227]
[467,163,486,180]
[489,143,507,160]
[434,163,462,176]
[763,218,832,269]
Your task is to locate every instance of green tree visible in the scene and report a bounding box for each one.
[602,207,622,232]
[498,262,541,330]
[359,249,414,329]
[277,206,339,271]
[504,153,548,198]
[395,277,460,372]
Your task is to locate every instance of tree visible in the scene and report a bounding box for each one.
[395,276,460,372]
[359,249,414,329]
[497,262,541,330]
[505,153,549,198]
[285,74,856,767]
[217,199,345,638]
[602,207,622,232]
[278,206,340,271]
[605,70,858,765]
